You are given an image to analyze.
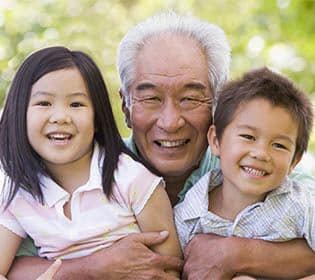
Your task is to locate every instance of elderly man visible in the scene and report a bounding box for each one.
[8,12,315,280]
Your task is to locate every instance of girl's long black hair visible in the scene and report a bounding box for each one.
[0,46,158,207]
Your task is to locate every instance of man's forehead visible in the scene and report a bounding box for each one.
[133,34,210,88]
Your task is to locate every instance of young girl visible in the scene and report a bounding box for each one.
[0,46,182,278]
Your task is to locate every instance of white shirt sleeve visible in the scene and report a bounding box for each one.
[113,154,164,215]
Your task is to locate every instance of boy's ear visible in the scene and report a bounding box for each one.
[289,154,302,174]
[119,89,132,128]
[207,125,220,157]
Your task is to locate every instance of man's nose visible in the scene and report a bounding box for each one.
[156,100,185,132]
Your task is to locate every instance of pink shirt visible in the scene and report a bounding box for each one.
[0,145,163,259]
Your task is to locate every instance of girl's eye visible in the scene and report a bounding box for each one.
[240,134,255,141]
[70,102,84,108]
[35,101,51,106]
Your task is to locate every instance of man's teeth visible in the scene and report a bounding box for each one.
[243,166,266,176]
[158,140,188,147]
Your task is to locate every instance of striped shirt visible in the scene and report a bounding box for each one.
[174,169,315,250]
[0,144,163,259]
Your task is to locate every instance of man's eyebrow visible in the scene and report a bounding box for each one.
[135,82,156,91]
[184,82,207,91]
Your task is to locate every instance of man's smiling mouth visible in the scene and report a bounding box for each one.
[155,139,190,148]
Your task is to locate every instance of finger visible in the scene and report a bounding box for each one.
[37,259,62,280]
[128,231,169,247]
[0,276,8,280]
[165,275,181,280]
[184,240,193,258]
[159,255,183,272]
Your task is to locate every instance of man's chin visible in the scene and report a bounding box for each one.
[154,162,195,179]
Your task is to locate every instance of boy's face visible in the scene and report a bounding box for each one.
[208,98,300,201]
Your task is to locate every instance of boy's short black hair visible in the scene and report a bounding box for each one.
[214,67,314,161]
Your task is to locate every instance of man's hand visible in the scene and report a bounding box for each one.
[183,233,315,279]
[183,234,235,280]
[86,231,183,279]
[8,231,182,280]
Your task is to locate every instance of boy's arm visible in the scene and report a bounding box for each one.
[183,234,315,279]
[136,184,183,277]
[8,231,182,280]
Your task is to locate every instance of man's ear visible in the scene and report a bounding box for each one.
[119,89,132,128]
[289,154,302,174]
[207,125,220,157]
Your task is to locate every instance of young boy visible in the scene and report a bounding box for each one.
[174,67,315,265]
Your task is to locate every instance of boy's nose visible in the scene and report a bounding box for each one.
[249,145,271,162]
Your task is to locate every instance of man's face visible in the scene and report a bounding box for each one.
[125,34,213,179]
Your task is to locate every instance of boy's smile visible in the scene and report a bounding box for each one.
[209,97,300,204]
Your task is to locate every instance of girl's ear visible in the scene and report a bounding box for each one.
[119,89,132,128]
[207,125,221,157]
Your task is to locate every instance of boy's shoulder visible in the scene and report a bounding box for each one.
[267,177,313,209]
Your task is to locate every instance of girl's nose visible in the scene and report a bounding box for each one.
[49,108,71,124]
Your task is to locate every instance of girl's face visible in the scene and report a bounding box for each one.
[27,67,95,175]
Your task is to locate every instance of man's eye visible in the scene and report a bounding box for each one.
[70,102,84,107]
[240,134,255,141]
[180,97,202,108]
[143,97,161,103]
[133,96,161,105]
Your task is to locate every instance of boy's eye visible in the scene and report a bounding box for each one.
[240,134,255,141]
[273,143,287,150]
[70,102,84,108]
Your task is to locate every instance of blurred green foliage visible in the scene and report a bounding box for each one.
[1,0,315,148]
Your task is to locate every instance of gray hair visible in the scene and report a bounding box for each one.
[117,11,231,106]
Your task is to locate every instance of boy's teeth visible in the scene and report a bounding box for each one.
[243,166,266,176]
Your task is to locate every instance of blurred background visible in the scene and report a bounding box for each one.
[0,0,315,171]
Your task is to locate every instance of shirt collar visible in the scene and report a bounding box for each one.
[266,175,292,199]
[174,169,222,221]
[177,147,218,202]
[40,143,103,207]
[175,169,292,221]
[125,135,217,203]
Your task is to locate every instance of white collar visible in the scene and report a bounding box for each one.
[40,143,104,207]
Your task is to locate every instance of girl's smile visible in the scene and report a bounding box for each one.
[27,68,95,179]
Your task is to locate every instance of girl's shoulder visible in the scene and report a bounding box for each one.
[114,152,162,186]
[116,153,149,174]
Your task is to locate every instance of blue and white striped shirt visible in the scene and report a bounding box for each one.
[174,169,315,251]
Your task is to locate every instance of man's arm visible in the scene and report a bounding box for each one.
[183,234,315,280]
[8,232,182,280]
